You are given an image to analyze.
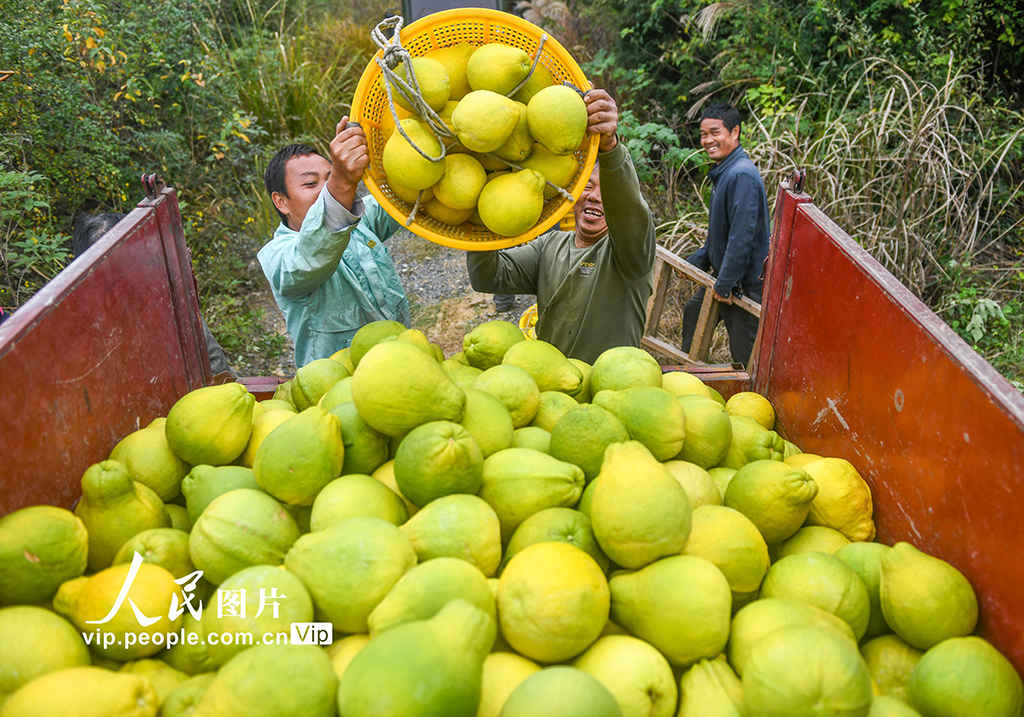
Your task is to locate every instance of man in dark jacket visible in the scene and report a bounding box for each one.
[681,103,770,365]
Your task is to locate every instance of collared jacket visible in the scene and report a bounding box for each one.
[258,189,410,367]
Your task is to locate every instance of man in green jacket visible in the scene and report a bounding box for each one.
[465,89,656,364]
[259,118,410,368]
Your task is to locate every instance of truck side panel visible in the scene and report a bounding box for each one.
[0,188,210,515]
[756,183,1024,672]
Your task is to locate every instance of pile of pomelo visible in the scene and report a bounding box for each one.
[377,41,587,236]
[0,319,1020,717]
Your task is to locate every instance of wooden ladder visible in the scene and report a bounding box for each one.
[643,245,762,366]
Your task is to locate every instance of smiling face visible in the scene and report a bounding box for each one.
[700,118,741,164]
[573,166,607,247]
[272,153,332,231]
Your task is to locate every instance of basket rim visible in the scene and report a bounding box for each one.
[350,8,597,251]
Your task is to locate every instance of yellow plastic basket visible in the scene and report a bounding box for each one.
[351,9,598,251]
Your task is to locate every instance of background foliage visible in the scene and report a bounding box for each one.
[1,0,1021,382]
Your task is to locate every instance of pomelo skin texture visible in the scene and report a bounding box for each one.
[908,636,1024,717]
[500,666,623,717]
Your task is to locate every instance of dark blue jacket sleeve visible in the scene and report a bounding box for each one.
[687,243,711,272]
[714,172,762,296]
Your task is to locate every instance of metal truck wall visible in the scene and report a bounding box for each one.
[755,182,1024,673]
[0,188,211,515]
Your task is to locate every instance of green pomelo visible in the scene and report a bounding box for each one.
[75,460,171,572]
[188,488,300,585]
[253,407,345,506]
[434,153,487,210]
[676,395,733,468]
[399,494,501,576]
[467,43,530,95]
[339,600,495,717]
[426,42,474,100]
[273,379,296,406]
[502,507,609,573]
[459,387,515,458]
[386,56,450,112]
[117,659,188,704]
[292,358,350,410]
[327,634,370,682]
[501,666,622,717]
[350,320,407,368]
[478,448,585,541]
[549,404,630,483]
[240,410,295,468]
[160,612,216,676]
[367,557,496,635]
[880,542,978,650]
[677,658,746,717]
[395,421,484,507]
[708,467,737,499]
[719,415,785,469]
[590,346,662,393]
[109,421,190,501]
[724,460,818,544]
[372,459,420,518]
[443,361,485,388]
[835,541,892,640]
[181,464,261,525]
[663,460,722,509]
[472,364,541,428]
[502,339,583,396]
[318,376,354,410]
[424,197,471,225]
[511,426,551,453]
[741,625,873,717]
[285,516,416,633]
[310,474,408,531]
[860,634,923,703]
[260,398,298,413]
[329,400,389,476]
[493,101,534,162]
[165,383,254,466]
[777,526,851,559]
[0,606,90,703]
[520,143,577,198]
[382,119,445,190]
[112,527,193,579]
[0,506,88,605]
[609,555,731,668]
[352,340,466,436]
[868,696,922,716]
[160,673,216,717]
[464,320,527,370]
[661,372,713,399]
[195,644,337,717]
[573,635,677,717]
[165,504,191,532]
[511,62,555,104]
[478,652,541,717]
[0,667,158,717]
[760,551,872,641]
[203,565,313,667]
[453,90,520,153]
[529,390,580,432]
[683,505,769,597]
[526,86,588,156]
[593,388,685,461]
[478,170,545,237]
[590,442,691,569]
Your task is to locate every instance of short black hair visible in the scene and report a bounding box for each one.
[265,144,324,224]
[72,212,127,258]
[701,103,742,135]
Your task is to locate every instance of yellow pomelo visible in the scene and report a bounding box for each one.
[75,460,171,571]
[251,401,265,421]
[379,104,415,143]
[272,379,296,406]
[677,658,746,717]
[372,459,420,517]
[0,506,88,605]
[328,400,389,476]
[527,85,588,155]
[502,507,609,573]
[158,673,217,717]
[253,407,345,506]
[389,180,432,205]
[568,358,592,402]
[802,457,876,541]
[879,542,978,650]
[180,464,261,525]
[478,652,541,717]
[327,634,370,682]
[195,644,337,717]
[383,56,451,113]
[590,346,663,392]
[478,169,546,237]
[424,196,474,225]
[499,542,609,662]
[676,395,732,468]
[285,516,416,633]
[760,551,872,641]
[493,101,534,162]
[475,151,510,171]
[777,525,851,559]
[0,667,158,717]
[260,398,297,413]
[512,63,555,104]
[329,346,355,371]
[549,404,629,483]
[590,441,691,568]
[202,565,313,667]
[160,612,215,676]
[520,143,578,198]
[573,635,678,717]
[352,340,466,436]
[239,409,294,468]
[53,563,183,660]
[479,448,585,541]
[593,387,686,461]
[427,42,475,100]
[400,494,502,576]
[460,387,515,458]
[609,555,732,668]
[310,474,408,531]
[445,361,485,388]
[394,420,484,507]
[292,358,349,410]
[501,666,622,717]
[467,42,531,95]
[724,459,818,544]
[0,606,90,703]
[528,390,579,432]
[396,327,436,357]
[368,556,496,636]
[663,460,722,508]
[725,391,776,429]
[112,527,193,579]
[860,634,922,703]
[165,502,190,533]
[742,625,873,717]
[502,339,583,395]
[661,371,713,398]
[683,505,769,597]
[165,383,254,466]
[511,426,551,452]
[472,364,541,427]
[118,659,188,704]
[782,439,802,460]
[453,90,520,152]
[785,452,823,467]
[720,415,785,469]
[835,541,892,640]
[708,466,737,499]
[350,319,407,368]
[188,488,300,584]
[434,154,487,210]
[869,696,923,716]
[382,119,445,190]
[464,320,527,370]
[109,420,190,501]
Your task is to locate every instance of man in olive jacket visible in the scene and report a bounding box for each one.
[465,89,656,364]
